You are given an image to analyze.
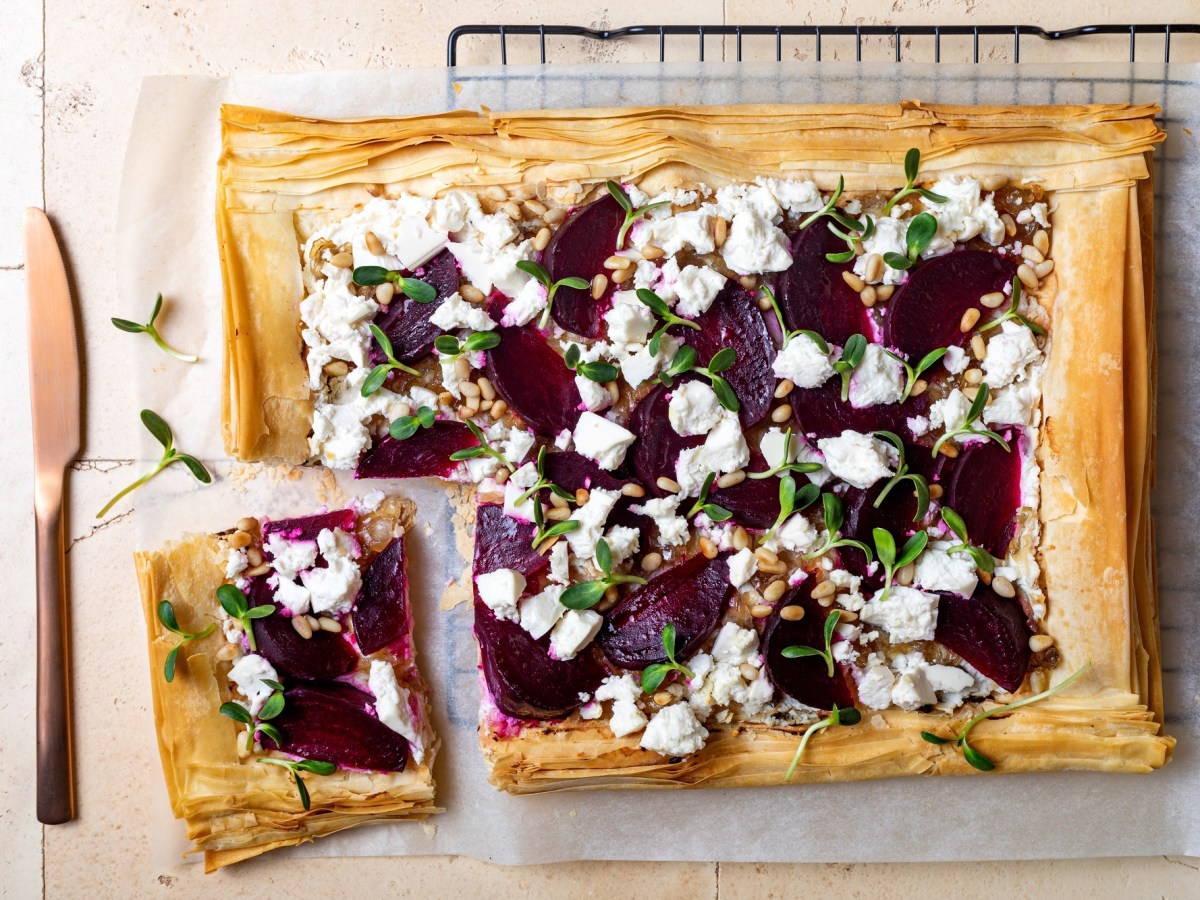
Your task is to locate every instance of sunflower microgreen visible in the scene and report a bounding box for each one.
[781,609,843,679]
[434,330,501,363]
[872,527,929,602]
[514,445,576,507]
[448,419,516,472]
[882,148,949,216]
[220,680,285,751]
[564,343,620,384]
[607,180,673,250]
[362,324,420,396]
[257,756,338,810]
[388,405,437,440]
[978,277,1046,336]
[939,507,996,574]
[871,431,931,523]
[529,487,581,551]
[761,474,821,545]
[686,472,733,523]
[111,293,198,362]
[929,383,1011,457]
[658,344,740,411]
[803,493,875,564]
[636,288,701,357]
[514,260,590,329]
[96,410,212,519]
[825,214,877,264]
[746,428,824,481]
[352,266,437,303]
[784,704,862,782]
[921,664,1091,771]
[156,600,216,682]
[640,623,695,694]
[883,346,949,402]
[559,538,647,610]
[882,212,938,271]
[833,334,867,402]
[216,583,274,652]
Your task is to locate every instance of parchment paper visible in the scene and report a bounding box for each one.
[118,61,1200,864]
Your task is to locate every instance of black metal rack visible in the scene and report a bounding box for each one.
[448,23,1200,67]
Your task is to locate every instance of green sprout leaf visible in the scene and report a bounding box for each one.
[825,213,876,262]
[832,334,867,402]
[528,483,582,551]
[872,528,928,601]
[686,472,733,523]
[882,148,949,216]
[640,623,694,694]
[436,330,502,363]
[563,343,619,383]
[156,599,215,682]
[111,293,199,362]
[637,288,702,357]
[608,181,673,250]
[784,703,863,782]
[657,344,741,411]
[388,405,437,440]
[96,410,212,519]
[760,476,821,545]
[782,609,843,679]
[939,506,996,574]
[361,323,420,396]
[257,756,337,810]
[215,583,273,652]
[930,382,1012,458]
[560,538,646,609]
[746,428,824,481]
[883,347,948,403]
[515,260,589,329]
[977,277,1046,336]
[871,431,932,523]
[514,445,575,509]
[802,492,874,564]
[352,266,436,303]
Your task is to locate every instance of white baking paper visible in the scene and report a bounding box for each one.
[118,61,1200,864]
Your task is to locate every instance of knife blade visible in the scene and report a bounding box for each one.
[25,207,79,824]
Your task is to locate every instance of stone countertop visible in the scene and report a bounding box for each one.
[2,1,1197,896]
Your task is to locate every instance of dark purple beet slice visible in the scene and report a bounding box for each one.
[940,430,1023,558]
[370,249,459,363]
[883,250,1017,361]
[543,194,626,338]
[356,421,479,479]
[264,681,408,772]
[352,537,408,656]
[542,450,648,529]
[263,509,356,544]
[247,577,358,681]
[761,584,857,710]
[935,584,1033,692]
[708,451,780,530]
[777,223,873,344]
[472,502,549,580]
[678,283,775,427]
[627,384,704,497]
[475,599,603,719]
[484,322,582,437]
[791,378,930,441]
[598,554,732,669]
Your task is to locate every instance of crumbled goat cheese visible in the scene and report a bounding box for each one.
[849,343,904,408]
[429,292,496,332]
[576,375,612,413]
[860,586,939,642]
[721,210,793,274]
[921,176,1005,258]
[474,568,526,622]
[463,420,536,481]
[549,541,571,585]
[564,488,621,560]
[640,210,715,256]
[603,525,640,568]
[225,548,248,579]
[619,334,682,387]
[264,533,320,580]
[942,344,969,375]
[727,548,759,588]
[855,214,909,286]
[913,542,979,597]
[709,182,783,223]
[817,430,898,489]
[596,674,648,738]
[447,207,535,297]
[604,295,657,344]
[503,462,540,522]
[762,514,819,555]
[829,569,866,611]
[984,376,1040,427]
[672,265,728,318]
[756,177,825,218]
[500,279,548,327]
[518,584,568,640]
[982,320,1041,388]
[668,381,723,437]
[773,335,835,388]
[760,427,797,470]
[573,411,636,471]
[228,654,280,718]
[369,659,426,764]
[928,388,973,433]
[300,528,363,616]
[319,195,446,272]
[856,660,895,710]
[631,495,690,547]
[675,411,750,495]
[550,609,603,660]
[273,576,312,616]
[640,702,709,756]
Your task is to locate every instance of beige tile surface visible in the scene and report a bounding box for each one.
[3,0,1198,897]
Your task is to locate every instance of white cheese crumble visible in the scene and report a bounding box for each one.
[762,514,819,555]
[368,659,427,764]
[755,177,824,218]
[668,381,723,437]
[474,568,525,622]
[429,292,496,332]
[860,586,939,643]
[273,576,312,616]
[760,427,797,471]
[604,293,656,344]
[548,540,571,586]
[913,541,979,598]
[573,411,636,471]
[640,702,709,756]
[772,335,835,388]
[675,411,750,496]
[721,210,793,275]
[500,279,548,327]
[630,495,690,548]
[921,176,1005,256]
[982,320,1041,389]
[227,654,280,718]
[928,388,973,433]
[595,673,648,738]
[576,375,612,413]
[550,609,603,660]
[603,525,640,568]
[727,547,759,588]
[297,528,362,616]
[518,584,567,640]
[564,488,621,560]
[848,343,904,408]
[854,214,908,286]
[502,462,540,522]
[816,430,898,489]
[943,344,969,375]
[225,548,248,579]
[672,265,727,318]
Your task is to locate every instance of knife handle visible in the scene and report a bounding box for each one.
[35,472,75,824]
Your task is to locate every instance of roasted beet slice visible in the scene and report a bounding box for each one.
[761,584,857,710]
[543,450,647,529]
[791,378,930,441]
[473,503,549,580]
[679,283,775,427]
[370,249,459,363]
[883,250,1017,361]
[263,509,356,543]
[543,194,625,337]
[777,223,873,344]
[356,421,479,479]
[598,554,732,669]
[475,599,603,719]
[264,681,408,772]
[484,322,582,437]
[940,431,1023,558]
[352,538,408,656]
[709,452,781,530]
[248,577,358,681]
[935,584,1033,692]
[627,384,704,497]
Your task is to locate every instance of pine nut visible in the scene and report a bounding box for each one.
[842,271,866,292]
[732,526,750,551]
[714,217,728,249]
[604,585,619,605]
[928,483,944,500]
[751,603,773,618]
[860,286,877,308]
[365,183,384,197]
[896,563,915,587]
[512,184,536,201]
[970,334,987,361]
[545,507,571,522]
[330,251,353,268]
[980,291,1006,309]
[910,379,928,397]
[494,467,509,486]
[771,404,793,424]
[763,580,788,603]
[1034,260,1055,278]
[438,391,455,406]
[604,255,632,270]
[523,199,548,217]
[575,488,590,506]
[460,284,486,303]
[393,402,412,419]
[739,275,757,292]
[654,691,673,706]
[479,399,492,412]
[755,547,779,566]
[465,396,481,412]
[757,295,772,311]
[544,207,566,225]
[237,517,260,534]
[501,201,522,221]
[1029,634,1054,653]
[588,274,608,301]
[774,379,794,399]
[817,594,835,608]
[606,382,620,404]
[1033,229,1050,255]
[641,244,666,261]
[321,360,350,378]
[964,368,983,385]
[457,405,474,419]
[780,605,805,622]
[612,265,634,284]
[549,493,570,509]
[641,552,663,573]
[245,564,271,578]
[460,381,481,398]
[247,547,263,567]
[375,281,396,306]
[1017,264,1038,290]
[963,386,980,402]
[758,560,788,575]
[318,617,342,633]
[1001,213,1017,237]
[228,530,252,549]
[811,580,837,600]
[622,482,646,498]
[838,610,859,623]
[490,400,508,419]
[1021,245,1044,264]
[978,569,992,586]
[938,443,960,458]
[980,174,1008,192]
[960,308,981,333]
[290,614,309,643]
[656,477,681,494]
[484,185,507,202]
[534,227,552,252]
[454,357,472,381]
[477,377,495,400]
[717,471,746,489]
[739,663,760,682]
[863,253,884,283]
[699,537,719,559]
[305,615,320,630]
[364,231,385,256]
[992,575,1016,598]
[876,284,895,301]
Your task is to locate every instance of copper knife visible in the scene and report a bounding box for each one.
[25,208,79,824]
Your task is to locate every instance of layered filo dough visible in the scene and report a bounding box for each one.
[217,102,1172,790]
[135,498,438,869]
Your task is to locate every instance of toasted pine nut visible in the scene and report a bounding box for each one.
[963,386,981,402]
[1021,245,1044,264]
[876,284,895,301]
[970,334,987,361]
[236,516,260,534]
[228,530,252,549]
[811,580,837,600]
[928,483,944,500]
[860,286,877,308]
[838,610,859,623]
[1001,213,1017,237]
[641,552,663,573]
[479,399,492,412]
[460,381,481,398]
[460,284,486,303]
[960,308,981,333]
[544,207,566,225]
[245,564,271,578]
[896,563,915,587]
[604,254,633,270]
[549,493,570,509]
[622,482,646,498]
[575,488,590,506]
[490,400,508,419]
[365,183,384,197]
[771,404,793,424]
[330,251,353,268]
[656,477,681,494]
[484,185,507,202]
[465,396,480,412]
[699,537,719,559]
[842,271,866,292]
[938,442,960,459]
[318,617,342,633]
[992,575,1016,598]
[545,507,571,522]
[364,231,385,255]
[457,405,474,420]
[780,605,805,622]
[534,227,552,252]
[247,547,263,567]
[494,467,509,486]
[477,377,495,400]
[755,547,779,566]
[978,569,992,586]
[438,390,455,406]
[739,275,757,292]
[774,379,794,399]
[374,281,396,306]
[739,663,760,682]
[731,526,750,551]
[717,471,746,490]
[511,184,536,201]
[964,368,984,385]
[653,691,673,706]
[501,201,522,220]
[1017,264,1038,290]
[590,274,608,300]
[714,217,728,249]
[910,379,928,397]
[1033,229,1050,255]
[1029,634,1054,653]
[612,265,634,284]
[641,244,666,260]
[863,253,884,283]
[455,356,472,381]
[757,560,788,575]
[523,199,548,217]
[980,291,1006,309]
[751,604,773,618]
[1034,260,1055,278]
[763,580,788,603]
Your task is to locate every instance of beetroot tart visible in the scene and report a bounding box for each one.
[135,495,437,870]
[217,102,1171,793]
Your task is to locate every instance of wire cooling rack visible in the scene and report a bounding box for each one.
[448,23,1200,66]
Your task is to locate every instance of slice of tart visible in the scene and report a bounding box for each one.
[135,495,437,870]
